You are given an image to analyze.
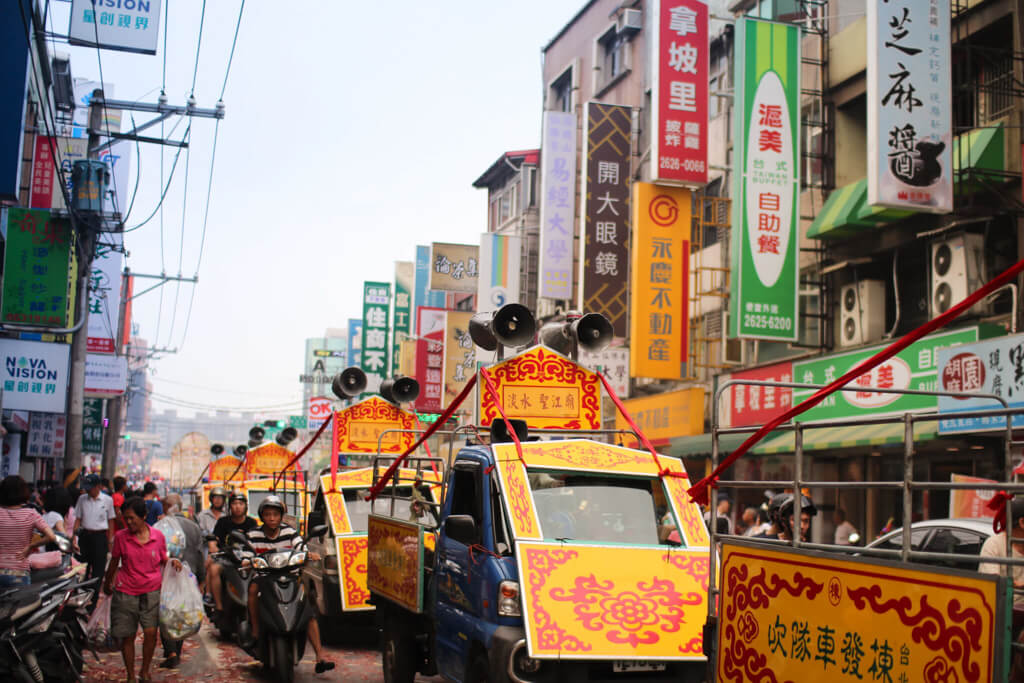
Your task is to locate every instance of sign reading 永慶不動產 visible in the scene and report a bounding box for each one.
[729,18,801,341]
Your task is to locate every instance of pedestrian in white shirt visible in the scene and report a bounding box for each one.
[833,509,858,545]
[73,474,115,583]
[979,496,1024,608]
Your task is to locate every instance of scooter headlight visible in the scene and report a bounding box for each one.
[268,552,289,570]
[288,552,307,567]
[252,556,269,570]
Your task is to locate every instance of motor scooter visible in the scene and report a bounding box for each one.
[229,526,327,683]
[203,534,251,640]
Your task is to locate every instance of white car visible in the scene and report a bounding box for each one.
[863,518,992,571]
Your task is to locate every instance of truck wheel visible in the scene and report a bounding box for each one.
[382,621,416,683]
[466,651,489,683]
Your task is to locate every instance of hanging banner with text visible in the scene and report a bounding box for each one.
[414,307,446,413]
[580,102,631,337]
[729,18,801,341]
[630,183,690,380]
[429,242,479,294]
[867,0,952,213]
[538,110,577,300]
[87,236,123,353]
[392,261,414,376]
[650,0,709,185]
[443,311,475,417]
[359,282,392,394]
[2,209,75,328]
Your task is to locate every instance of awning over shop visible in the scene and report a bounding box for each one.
[666,432,749,458]
[750,421,938,455]
[953,124,1005,189]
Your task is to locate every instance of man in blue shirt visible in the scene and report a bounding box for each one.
[142,482,163,525]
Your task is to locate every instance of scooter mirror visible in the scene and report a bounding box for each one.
[307,524,329,540]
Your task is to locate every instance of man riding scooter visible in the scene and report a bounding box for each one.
[206,492,257,628]
[242,496,335,674]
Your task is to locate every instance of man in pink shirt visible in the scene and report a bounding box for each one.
[103,496,182,683]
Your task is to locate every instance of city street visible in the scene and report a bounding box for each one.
[82,622,442,683]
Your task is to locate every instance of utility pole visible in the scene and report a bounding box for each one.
[63,89,103,480]
[100,268,130,479]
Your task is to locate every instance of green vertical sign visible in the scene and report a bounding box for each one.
[2,209,74,327]
[729,18,801,341]
[392,261,414,375]
[82,398,104,453]
[360,281,392,391]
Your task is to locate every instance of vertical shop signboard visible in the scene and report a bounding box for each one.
[867,0,952,212]
[87,235,123,353]
[359,282,391,394]
[347,319,362,368]
[392,261,414,376]
[414,307,446,413]
[478,232,521,310]
[580,102,631,337]
[414,245,445,311]
[443,312,475,416]
[538,110,577,300]
[2,209,75,327]
[650,0,709,185]
[630,183,690,380]
[729,18,801,341]
[82,398,104,453]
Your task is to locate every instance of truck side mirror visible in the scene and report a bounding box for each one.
[308,509,326,530]
[444,514,478,546]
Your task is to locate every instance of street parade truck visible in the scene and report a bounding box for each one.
[364,335,713,683]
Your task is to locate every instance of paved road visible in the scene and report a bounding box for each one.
[82,621,443,682]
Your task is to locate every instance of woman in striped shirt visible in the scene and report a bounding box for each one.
[0,475,57,587]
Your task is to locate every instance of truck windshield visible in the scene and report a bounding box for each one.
[530,472,674,546]
[344,486,436,531]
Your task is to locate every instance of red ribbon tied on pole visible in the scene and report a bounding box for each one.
[988,491,1013,534]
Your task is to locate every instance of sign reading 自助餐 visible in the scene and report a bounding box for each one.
[630,183,690,379]
[717,539,1004,682]
[479,346,601,430]
[614,387,704,445]
[792,327,983,421]
[729,18,801,341]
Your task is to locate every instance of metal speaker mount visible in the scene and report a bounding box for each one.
[210,443,224,456]
[469,303,537,351]
[333,366,367,399]
[276,427,299,446]
[380,375,420,405]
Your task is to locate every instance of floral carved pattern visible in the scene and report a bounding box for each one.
[665,553,710,592]
[662,476,709,546]
[334,397,417,454]
[550,575,703,647]
[523,547,592,653]
[847,585,984,683]
[340,537,370,609]
[502,458,538,538]
[480,348,601,429]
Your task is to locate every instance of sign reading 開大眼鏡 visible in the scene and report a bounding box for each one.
[538,110,577,300]
[867,0,952,213]
[729,18,801,342]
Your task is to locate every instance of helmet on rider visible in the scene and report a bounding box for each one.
[228,492,247,507]
[778,494,817,540]
[258,495,286,521]
[209,486,228,504]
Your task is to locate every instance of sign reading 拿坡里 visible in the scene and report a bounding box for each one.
[360,282,392,394]
[68,0,163,55]
[792,327,981,421]
[2,209,75,328]
[0,339,70,413]
[729,18,801,341]
[716,540,1003,682]
[538,110,577,300]
[937,333,1024,433]
[580,102,631,337]
[720,360,794,428]
[392,262,414,376]
[630,183,690,380]
[867,0,952,213]
[429,243,479,294]
[650,0,708,185]
[414,307,446,413]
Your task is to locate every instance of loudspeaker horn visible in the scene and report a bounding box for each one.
[247,426,265,448]
[332,366,367,399]
[380,375,420,405]
[539,321,573,355]
[572,313,613,352]
[233,445,248,458]
[210,443,224,456]
[469,304,536,351]
[276,427,299,446]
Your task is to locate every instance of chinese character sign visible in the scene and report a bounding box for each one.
[538,110,577,300]
[360,282,392,393]
[428,242,479,294]
[87,235,123,354]
[415,245,445,311]
[443,311,475,415]
[33,137,131,216]
[651,0,708,185]
[937,333,1024,433]
[415,307,446,413]
[478,232,521,310]
[2,209,75,328]
[730,18,801,341]
[720,360,794,428]
[630,183,690,380]
[578,345,630,398]
[82,398,104,453]
[393,261,414,376]
[581,102,631,337]
[27,412,66,460]
[867,0,952,212]
[68,0,162,55]
[615,387,704,445]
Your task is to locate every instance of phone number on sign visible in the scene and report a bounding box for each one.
[659,157,705,172]
[744,313,793,331]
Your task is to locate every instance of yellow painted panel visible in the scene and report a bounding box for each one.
[337,536,372,611]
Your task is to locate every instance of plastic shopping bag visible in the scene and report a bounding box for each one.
[86,593,119,652]
[154,516,186,560]
[159,562,204,641]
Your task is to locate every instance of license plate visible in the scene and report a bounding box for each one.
[613,660,667,673]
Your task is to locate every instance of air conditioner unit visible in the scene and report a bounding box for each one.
[618,8,642,36]
[839,280,885,348]
[929,233,986,319]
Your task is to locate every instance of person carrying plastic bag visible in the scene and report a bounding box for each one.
[85,592,119,653]
[159,561,203,641]
[102,496,182,683]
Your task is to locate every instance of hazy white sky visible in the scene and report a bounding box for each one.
[48,0,583,417]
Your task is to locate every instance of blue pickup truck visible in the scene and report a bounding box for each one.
[367,438,710,683]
